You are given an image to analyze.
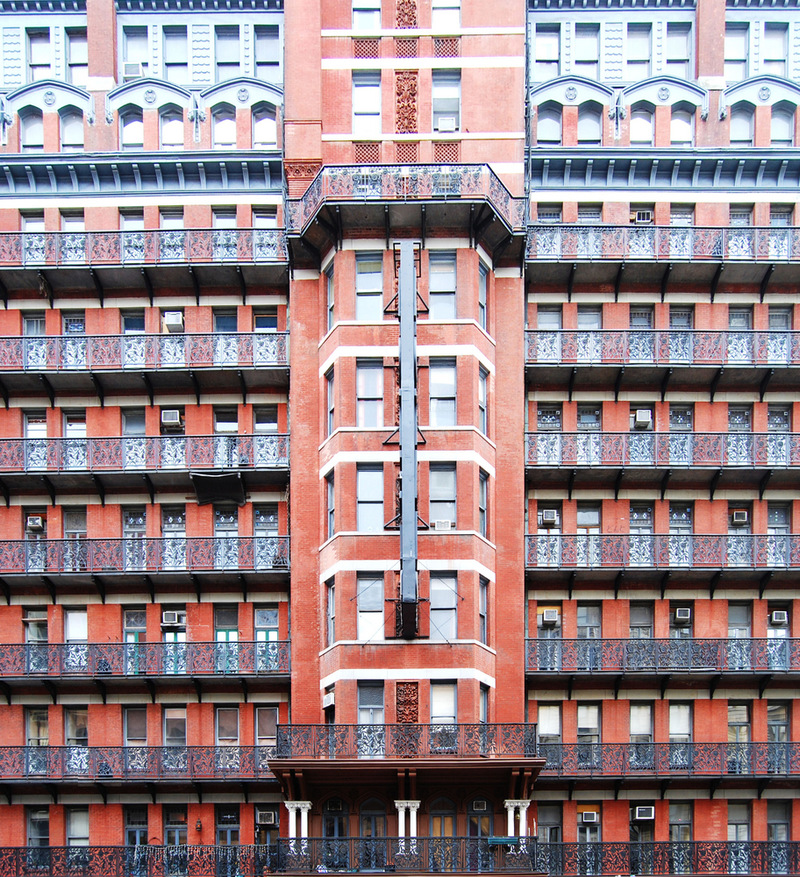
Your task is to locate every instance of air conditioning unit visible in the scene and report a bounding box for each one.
[631,209,653,224]
[540,509,560,527]
[322,691,335,709]
[122,62,146,81]
[634,409,653,429]
[436,116,457,132]
[256,809,277,826]
[162,311,184,333]
[731,509,749,526]
[674,607,692,624]
[161,610,186,627]
[771,610,789,626]
[541,609,560,626]
[26,515,45,531]
[472,800,487,812]
[161,409,183,427]
[434,519,453,531]
[581,812,599,823]
[635,806,655,821]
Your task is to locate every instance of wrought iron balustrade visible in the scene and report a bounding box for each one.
[273,723,538,759]
[1,840,798,876]
[0,434,289,473]
[526,224,800,262]
[525,432,799,467]
[534,741,800,777]
[525,329,800,366]
[526,638,800,674]
[0,640,289,677]
[287,164,525,232]
[0,332,288,371]
[526,534,799,569]
[0,536,289,575]
[0,228,287,267]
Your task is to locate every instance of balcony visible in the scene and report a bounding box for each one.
[0,640,290,678]
[535,742,800,778]
[3,840,799,876]
[525,638,800,675]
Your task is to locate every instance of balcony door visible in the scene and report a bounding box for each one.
[576,307,602,362]
[23,314,47,369]
[668,307,693,362]
[430,799,458,872]
[359,799,387,870]
[216,807,241,877]
[62,312,86,368]
[322,800,350,870]
[62,508,87,572]
[357,682,385,758]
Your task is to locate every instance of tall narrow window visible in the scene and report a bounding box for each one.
[630,106,654,146]
[353,0,381,28]
[431,0,460,30]
[60,109,84,152]
[163,26,189,84]
[356,254,383,320]
[326,473,335,539]
[357,465,384,532]
[160,108,184,150]
[574,24,599,79]
[123,26,149,77]
[66,29,88,86]
[429,252,456,320]
[478,470,488,538]
[215,26,240,81]
[253,106,278,147]
[213,106,237,149]
[725,24,749,81]
[671,108,693,146]
[326,370,335,435]
[577,103,602,145]
[730,104,754,146]
[432,72,461,132]
[536,103,562,145]
[353,72,381,138]
[326,265,335,331]
[478,368,488,435]
[27,29,51,81]
[429,359,456,427]
[430,574,457,640]
[533,25,560,80]
[326,579,336,645]
[357,574,384,641]
[479,578,488,644]
[478,263,488,330]
[763,23,788,77]
[121,108,144,150]
[771,104,794,147]
[254,26,280,77]
[430,463,456,526]
[357,360,383,427]
[666,23,692,78]
[20,109,44,153]
[626,25,651,79]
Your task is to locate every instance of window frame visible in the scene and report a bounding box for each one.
[356,464,384,532]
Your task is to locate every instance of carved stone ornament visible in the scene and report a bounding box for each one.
[564,85,578,102]
[396,0,417,28]
[395,71,418,133]
[237,87,250,103]
[657,86,670,102]
[43,90,56,107]
[284,161,322,178]
[396,681,419,723]
[144,88,157,104]
[759,85,771,102]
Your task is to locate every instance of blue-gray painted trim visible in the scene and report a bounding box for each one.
[622,76,709,119]
[115,0,282,9]
[721,76,800,117]
[528,0,694,9]
[529,76,615,106]
[5,81,94,121]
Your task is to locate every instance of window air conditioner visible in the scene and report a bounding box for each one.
[161,409,183,427]
[162,312,184,333]
[472,801,487,812]
[436,116,457,132]
[771,610,789,626]
[581,812,599,823]
[26,515,45,531]
[634,409,653,429]
[731,509,749,526]
[434,519,453,531]
[256,809,277,826]
[322,691,335,709]
[122,62,146,81]
[674,607,692,624]
[630,210,653,224]
[541,609,560,626]
[635,806,655,821]
[161,611,186,627]
[540,509,560,527]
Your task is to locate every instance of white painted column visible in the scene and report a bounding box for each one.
[298,802,312,838]
[284,802,300,839]
[395,801,408,838]
[504,800,516,837]
[407,801,420,838]
[518,800,531,837]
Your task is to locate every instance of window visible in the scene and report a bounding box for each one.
[160,108,184,149]
[479,578,488,644]
[431,682,457,723]
[577,103,602,145]
[254,26,280,77]
[429,252,456,320]
[256,706,278,748]
[60,109,84,151]
[430,574,457,640]
[326,370,335,435]
[478,368,488,434]
[66,29,88,86]
[432,71,461,132]
[213,106,237,149]
[20,109,44,152]
[534,25,560,79]
[430,463,456,526]
[353,0,381,28]
[326,579,335,644]
[666,23,692,78]
[357,574,384,640]
[429,359,456,427]
[215,25,240,81]
[212,210,237,261]
[356,254,383,320]
[478,263,487,330]
[730,104,754,146]
[253,209,278,231]
[326,473,335,538]
[357,360,383,427]
[763,23,788,77]
[626,24,651,79]
[326,265,335,331]
[478,470,488,538]
[574,24,599,79]
[253,105,278,147]
[123,26,149,76]
[725,24,748,81]
[432,0,460,31]
[163,26,189,84]
[771,103,794,146]
[216,707,239,747]
[630,106,654,146]
[66,809,89,852]
[27,29,51,81]
[159,209,184,260]
[125,707,147,747]
[577,703,600,766]
[120,108,144,150]
[27,808,49,855]
[164,707,187,747]
[537,103,562,145]
[164,806,187,847]
[671,108,694,146]
[353,72,381,138]
[125,806,148,846]
[357,464,384,531]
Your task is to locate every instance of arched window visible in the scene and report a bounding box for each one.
[670,108,694,146]
[577,102,602,145]
[160,107,184,149]
[212,105,236,149]
[430,797,457,870]
[629,105,654,146]
[537,103,562,145]
[19,109,44,152]
[729,103,754,147]
[771,102,795,146]
[253,105,277,148]
[359,799,387,870]
[120,107,144,150]
[322,798,350,870]
[60,108,84,151]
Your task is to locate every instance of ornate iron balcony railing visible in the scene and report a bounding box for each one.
[3,840,799,876]
[0,746,278,781]
[0,641,289,677]
[535,742,800,777]
[273,723,538,759]
[525,638,800,674]
[0,228,287,267]
[525,329,799,366]
[525,534,799,569]
[526,432,800,468]
[287,164,525,233]
[0,434,289,473]
[0,536,289,575]
[0,332,289,371]
[526,224,800,263]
